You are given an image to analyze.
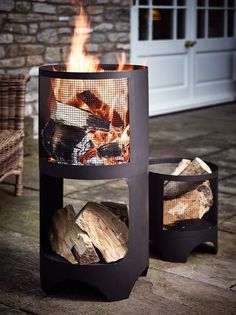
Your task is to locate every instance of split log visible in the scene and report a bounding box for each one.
[77,90,110,121]
[164,159,191,185]
[78,91,124,129]
[112,109,124,129]
[72,233,100,265]
[75,202,128,263]
[51,101,110,131]
[49,205,99,264]
[164,157,212,199]
[101,201,129,226]
[163,180,213,227]
[97,142,122,158]
[42,119,90,164]
[170,159,191,176]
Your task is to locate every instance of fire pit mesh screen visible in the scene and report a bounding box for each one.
[42,77,130,166]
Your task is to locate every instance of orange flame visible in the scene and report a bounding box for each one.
[66,6,100,72]
[65,5,132,72]
[117,51,134,71]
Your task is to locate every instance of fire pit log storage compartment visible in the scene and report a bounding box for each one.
[39,64,149,301]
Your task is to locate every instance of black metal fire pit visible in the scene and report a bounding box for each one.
[39,64,149,301]
[149,158,218,263]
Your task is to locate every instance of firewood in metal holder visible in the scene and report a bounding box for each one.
[149,158,218,263]
[39,64,149,301]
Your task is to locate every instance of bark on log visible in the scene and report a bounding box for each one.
[75,202,128,263]
[51,101,110,131]
[164,157,212,199]
[97,142,122,158]
[42,119,88,163]
[49,204,99,264]
[164,159,191,185]
[101,201,129,226]
[163,180,213,227]
[77,90,110,121]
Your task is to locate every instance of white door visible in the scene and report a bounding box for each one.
[130,0,236,116]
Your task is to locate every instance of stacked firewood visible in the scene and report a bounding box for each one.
[163,157,213,229]
[49,202,129,264]
[42,86,130,165]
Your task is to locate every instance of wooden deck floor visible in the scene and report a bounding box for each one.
[0,102,235,314]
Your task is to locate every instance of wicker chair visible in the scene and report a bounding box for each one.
[0,74,30,196]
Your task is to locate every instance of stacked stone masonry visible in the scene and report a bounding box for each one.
[0,0,130,136]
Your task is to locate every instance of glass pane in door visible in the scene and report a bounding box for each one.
[227,10,235,36]
[153,0,173,5]
[139,8,149,40]
[152,9,173,39]
[139,0,149,5]
[197,0,205,6]
[197,9,205,38]
[228,0,235,7]
[208,10,224,37]
[177,9,186,38]
[209,0,224,6]
[177,0,186,5]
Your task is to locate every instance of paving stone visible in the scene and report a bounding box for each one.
[218,167,236,180]
[67,179,129,204]
[0,304,28,314]
[64,178,110,196]
[219,176,236,195]
[219,215,236,234]
[145,268,236,314]
[0,187,38,238]
[207,148,236,170]
[219,192,236,208]
[150,231,236,290]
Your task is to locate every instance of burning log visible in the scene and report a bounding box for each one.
[77,90,110,121]
[77,90,124,129]
[112,109,124,129]
[164,157,212,200]
[163,180,213,227]
[49,204,100,264]
[75,202,128,263]
[42,119,87,163]
[51,101,110,131]
[97,142,122,158]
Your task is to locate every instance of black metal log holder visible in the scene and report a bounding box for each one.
[149,158,218,263]
[39,65,149,301]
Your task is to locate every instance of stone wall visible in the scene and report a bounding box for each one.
[0,0,130,136]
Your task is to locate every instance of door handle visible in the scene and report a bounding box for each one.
[185,40,197,48]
